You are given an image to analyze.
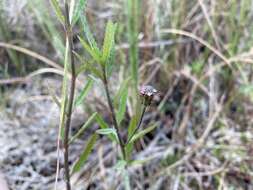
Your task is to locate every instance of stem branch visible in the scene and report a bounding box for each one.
[102,68,126,160]
[63,2,75,190]
[127,106,146,144]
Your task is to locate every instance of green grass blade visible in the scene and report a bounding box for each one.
[50,0,65,25]
[72,0,87,26]
[60,39,70,139]
[30,0,65,62]
[69,112,97,144]
[71,134,97,175]
[0,11,21,73]
[126,0,139,88]
[74,77,94,107]
[69,0,76,23]
[95,114,110,129]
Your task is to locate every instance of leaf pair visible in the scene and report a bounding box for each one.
[50,0,87,26]
[95,113,158,158]
[125,116,159,159]
[78,21,117,68]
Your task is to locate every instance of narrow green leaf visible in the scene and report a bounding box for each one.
[80,15,101,55]
[96,128,116,135]
[96,128,118,142]
[72,0,87,25]
[60,39,70,139]
[75,63,87,76]
[75,53,102,79]
[60,97,68,139]
[116,86,128,125]
[105,45,115,77]
[125,115,137,159]
[113,77,131,106]
[102,21,117,64]
[29,0,65,60]
[96,128,117,137]
[69,0,76,24]
[127,115,137,140]
[78,36,101,63]
[125,142,133,160]
[74,77,94,107]
[88,74,101,84]
[95,115,117,142]
[129,123,158,143]
[71,134,97,174]
[95,114,110,129]
[74,52,102,79]
[50,0,65,25]
[126,0,139,87]
[69,112,97,144]
[114,78,130,125]
[86,64,103,79]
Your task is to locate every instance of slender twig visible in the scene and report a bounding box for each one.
[102,68,126,160]
[126,105,147,144]
[63,2,76,190]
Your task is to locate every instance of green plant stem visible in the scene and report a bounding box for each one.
[63,2,76,190]
[102,68,126,160]
[127,105,146,144]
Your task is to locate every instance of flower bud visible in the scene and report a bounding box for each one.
[139,85,158,106]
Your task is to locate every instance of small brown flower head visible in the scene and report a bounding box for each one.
[139,85,158,106]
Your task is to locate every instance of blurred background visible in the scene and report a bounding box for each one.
[0,0,253,189]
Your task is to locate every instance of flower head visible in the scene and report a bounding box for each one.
[139,85,158,106]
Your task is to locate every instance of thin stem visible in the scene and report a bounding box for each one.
[126,105,146,144]
[102,68,126,160]
[63,2,76,190]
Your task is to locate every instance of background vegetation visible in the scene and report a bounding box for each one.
[0,0,253,189]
